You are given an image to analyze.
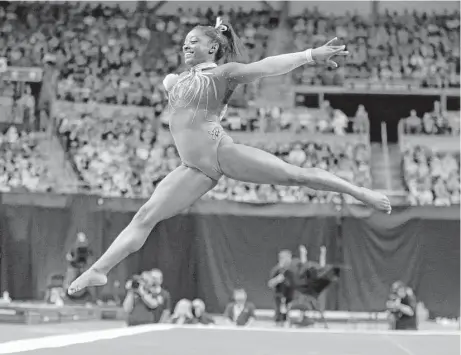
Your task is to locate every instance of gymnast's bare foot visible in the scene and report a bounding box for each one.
[67,269,108,295]
[357,188,392,214]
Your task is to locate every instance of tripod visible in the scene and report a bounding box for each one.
[288,292,329,329]
[288,266,342,329]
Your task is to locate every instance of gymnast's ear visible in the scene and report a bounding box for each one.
[163,73,179,92]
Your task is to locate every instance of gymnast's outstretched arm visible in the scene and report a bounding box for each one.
[221,38,348,84]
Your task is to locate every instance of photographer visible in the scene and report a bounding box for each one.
[268,249,293,326]
[123,269,171,326]
[386,281,418,330]
[65,232,95,302]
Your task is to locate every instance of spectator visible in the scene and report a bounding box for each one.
[287,143,306,166]
[170,299,195,325]
[332,109,348,135]
[433,178,451,206]
[191,299,215,325]
[422,113,435,134]
[353,105,369,134]
[64,232,95,302]
[268,249,293,327]
[404,110,422,134]
[224,289,256,327]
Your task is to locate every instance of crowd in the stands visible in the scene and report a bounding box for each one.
[222,101,369,135]
[403,145,459,206]
[291,8,460,87]
[57,107,160,197]
[402,101,460,136]
[1,2,459,108]
[0,126,51,192]
[0,2,458,206]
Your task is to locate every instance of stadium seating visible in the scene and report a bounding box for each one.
[0,2,459,206]
[0,127,52,192]
[56,102,160,197]
[290,9,460,87]
[402,145,460,206]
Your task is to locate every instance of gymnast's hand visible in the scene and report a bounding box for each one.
[311,37,349,68]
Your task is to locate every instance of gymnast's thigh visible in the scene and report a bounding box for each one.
[142,165,217,223]
[217,141,292,185]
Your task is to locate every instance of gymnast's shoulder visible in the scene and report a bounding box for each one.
[163,74,179,92]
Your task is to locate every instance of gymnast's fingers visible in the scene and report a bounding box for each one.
[327,60,338,68]
[325,37,338,46]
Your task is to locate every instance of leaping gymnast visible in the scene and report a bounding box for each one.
[68,18,391,295]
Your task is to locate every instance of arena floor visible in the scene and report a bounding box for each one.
[0,322,458,355]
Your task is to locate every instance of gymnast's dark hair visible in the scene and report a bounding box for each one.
[194,20,248,63]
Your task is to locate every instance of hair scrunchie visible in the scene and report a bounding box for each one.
[215,17,228,32]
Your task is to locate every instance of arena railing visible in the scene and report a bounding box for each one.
[397,119,460,153]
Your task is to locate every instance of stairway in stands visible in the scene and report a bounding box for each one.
[257,4,295,107]
[387,143,406,191]
[35,134,80,192]
[370,142,407,206]
[370,143,389,190]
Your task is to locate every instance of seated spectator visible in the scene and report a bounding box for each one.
[287,143,306,166]
[433,178,451,206]
[404,110,422,134]
[353,105,369,134]
[224,289,256,327]
[191,299,215,325]
[170,299,196,325]
[332,109,348,135]
[422,113,436,135]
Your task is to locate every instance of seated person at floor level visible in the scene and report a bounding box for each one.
[224,289,256,327]
[192,299,215,325]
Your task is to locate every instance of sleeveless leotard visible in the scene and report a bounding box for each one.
[166,63,235,180]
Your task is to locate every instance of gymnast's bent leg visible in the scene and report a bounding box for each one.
[68,166,217,294]
[217,142,391,212]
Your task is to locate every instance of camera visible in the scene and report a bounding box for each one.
[126,275,144,291]
[131,280,140,290]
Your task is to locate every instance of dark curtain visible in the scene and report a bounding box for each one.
[98,213,198,306]
[339,208,460,318]
[0,205,72,299]
[417,220,460,318]
[194,215,338,312]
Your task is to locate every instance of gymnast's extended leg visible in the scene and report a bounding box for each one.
[68,166,216,294]
[217,142,391,212]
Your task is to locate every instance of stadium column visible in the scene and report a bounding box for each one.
[371,1,379,37]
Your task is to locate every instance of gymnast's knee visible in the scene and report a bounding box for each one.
[284,166,323,186]
[131,202,162,233]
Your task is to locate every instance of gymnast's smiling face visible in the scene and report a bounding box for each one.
[182,28,216,67]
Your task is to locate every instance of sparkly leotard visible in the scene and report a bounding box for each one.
[167,62,235,180]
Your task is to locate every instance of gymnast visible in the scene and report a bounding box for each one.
[68,18,391,295]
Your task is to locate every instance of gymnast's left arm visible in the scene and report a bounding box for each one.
[222,38,348,84]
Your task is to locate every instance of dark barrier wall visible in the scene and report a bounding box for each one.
[193,215,339,312]
[0,194,459,317]
[339,206,460,318]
